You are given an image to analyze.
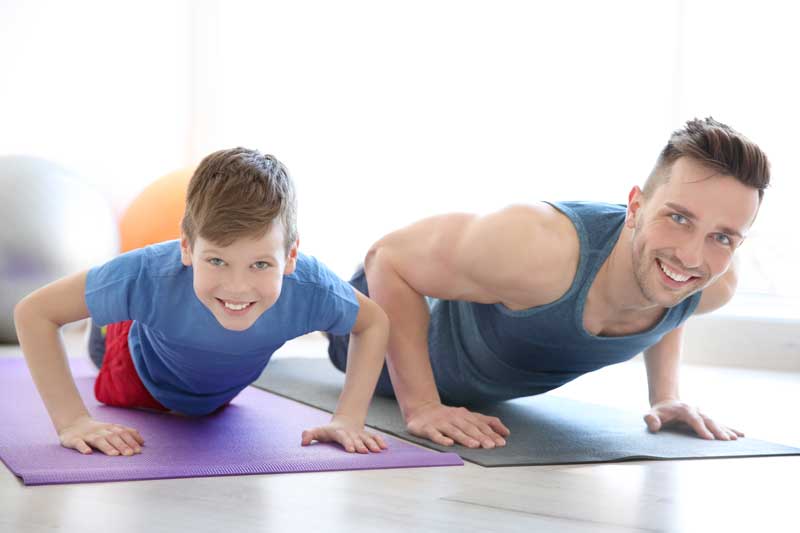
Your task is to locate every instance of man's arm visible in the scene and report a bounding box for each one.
[643,267,744,440]
[364,203,576,448]
[301,290,390,453]
[14,271,144,455]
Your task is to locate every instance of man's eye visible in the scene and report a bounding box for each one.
[714,234,732,246]
[670,213,688,225]
[208,258,225,266]
[253,261,271,270]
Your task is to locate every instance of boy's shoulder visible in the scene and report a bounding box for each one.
[286,252,338,287]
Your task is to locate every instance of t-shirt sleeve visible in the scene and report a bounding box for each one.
[304,260,360,336]
[84,248,155,326]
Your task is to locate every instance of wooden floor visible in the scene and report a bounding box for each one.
[1,326,798,533]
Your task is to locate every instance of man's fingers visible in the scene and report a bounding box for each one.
[440,423,480,448]
[422,426,455,447]
[685,412,714,440]
[702,416,730,441]
[644,413,662,432]
[480,415,511,437]
[452,419,495,448]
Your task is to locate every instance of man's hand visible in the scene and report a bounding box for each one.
[301,416,389,453]
[58,415,144,456]
[644,400,744,440]
[405,401,510,448]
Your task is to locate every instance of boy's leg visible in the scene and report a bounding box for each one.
[87,320,106,369]
[327,266,396,398]
[94,321,169,411]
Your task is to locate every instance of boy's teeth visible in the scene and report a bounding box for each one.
[658,260,691,282]
[224,301,251,310]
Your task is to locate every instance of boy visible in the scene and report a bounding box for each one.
[14,147,390,456]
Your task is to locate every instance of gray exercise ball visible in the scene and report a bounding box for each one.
[0,155,119,343]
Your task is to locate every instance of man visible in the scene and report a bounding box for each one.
[328,117,770,449]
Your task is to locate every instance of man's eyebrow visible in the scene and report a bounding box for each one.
[664,202,744,239]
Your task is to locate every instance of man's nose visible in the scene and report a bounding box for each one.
[674,233,704,271]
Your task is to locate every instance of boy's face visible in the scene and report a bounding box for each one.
[180,223,299,331]
[626,157,760,308]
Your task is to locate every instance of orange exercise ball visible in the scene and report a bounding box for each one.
[119,167,195,252]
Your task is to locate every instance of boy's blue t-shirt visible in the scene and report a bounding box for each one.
[85,240,359,415]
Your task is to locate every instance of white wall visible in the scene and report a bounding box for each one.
[1,1,797,364]
[0,0,193,215]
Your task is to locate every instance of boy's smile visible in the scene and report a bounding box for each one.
[180,223,298,331]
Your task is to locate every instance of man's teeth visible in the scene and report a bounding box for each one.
[223,301,252,311]
[658,261,691,282]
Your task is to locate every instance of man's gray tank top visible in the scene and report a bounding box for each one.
[426,201,702,406]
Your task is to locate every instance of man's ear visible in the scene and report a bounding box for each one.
[180,234,193,266]
[283,236,300,275]
[626,186,644,229]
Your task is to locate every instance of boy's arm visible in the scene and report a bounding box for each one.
[14,271,144,456]
[363,203,575,448]
[301,290,390,453]
[643,268,743,440]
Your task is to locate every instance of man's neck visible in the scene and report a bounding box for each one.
[591,225,664,317]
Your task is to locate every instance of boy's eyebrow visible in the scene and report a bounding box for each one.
[664,202,744,239]
[202,249,279,262]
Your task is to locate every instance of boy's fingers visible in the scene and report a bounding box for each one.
[90,437,120,456]
[301,428,321,446]
[363,435,382,453]
[70,439,93,455]
[106,434,134,455]
[119,433,143,453]
[119,426,145,445]
[373,434,389,449]
[338,434,355,453]
[353,438,369,454]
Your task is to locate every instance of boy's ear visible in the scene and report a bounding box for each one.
[626,185,644,229]
[180,235,193,266]
[283,236,300,275]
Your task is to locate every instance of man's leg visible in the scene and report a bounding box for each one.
[327,266,396,398]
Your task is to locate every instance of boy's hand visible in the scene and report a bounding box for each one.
[301,416,389,453]
[644,400,744,441]
[405,401,510,449]
[58,415,145,456]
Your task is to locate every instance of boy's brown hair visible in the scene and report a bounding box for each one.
[181,147,298,253]
[644,117,770,202]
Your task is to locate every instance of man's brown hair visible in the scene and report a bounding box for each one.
[644,117,770,201]
[181,147,297,253]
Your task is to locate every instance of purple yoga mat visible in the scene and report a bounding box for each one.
[0,358,462,485]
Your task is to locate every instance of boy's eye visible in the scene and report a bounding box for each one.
[208,258,226,266]
[670,213,689,225]
[253,261,271,270]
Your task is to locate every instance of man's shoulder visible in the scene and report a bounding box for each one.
[484,202,581,309]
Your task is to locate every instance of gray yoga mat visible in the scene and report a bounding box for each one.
[253,358,800,467]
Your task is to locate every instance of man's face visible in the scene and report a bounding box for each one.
[627,157,760,308]
[180,223,298,331]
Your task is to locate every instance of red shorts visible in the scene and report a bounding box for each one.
[94,321,169,411]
